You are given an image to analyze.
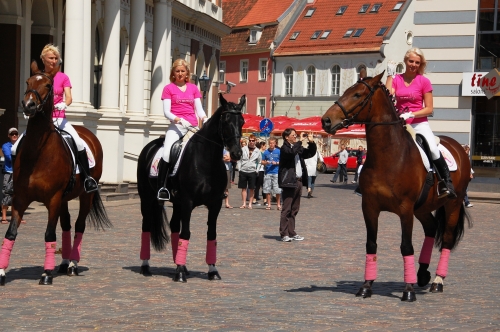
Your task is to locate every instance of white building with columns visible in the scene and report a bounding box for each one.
[0,0,229,185]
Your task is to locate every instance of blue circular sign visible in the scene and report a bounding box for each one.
[259,118,274,134]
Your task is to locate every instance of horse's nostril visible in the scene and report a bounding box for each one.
[322,118,331,128]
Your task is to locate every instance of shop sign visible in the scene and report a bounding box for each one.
[462,70,500,98]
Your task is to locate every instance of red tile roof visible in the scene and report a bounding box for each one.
[222,0,259,28]
[236,0,296,27]
[274,0,407,56]
[221,25,278,54]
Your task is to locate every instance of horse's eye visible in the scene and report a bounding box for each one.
[354,93,361,98]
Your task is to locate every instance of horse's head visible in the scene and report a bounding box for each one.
[21,61,55,118]
[322,71,385,135]
[219,94,245,160]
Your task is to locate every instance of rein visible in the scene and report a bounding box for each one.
[333,80,403,132]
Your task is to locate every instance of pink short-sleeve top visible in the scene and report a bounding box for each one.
[392,74,433,124]
[161,83,202,126]
[52,71,72,119]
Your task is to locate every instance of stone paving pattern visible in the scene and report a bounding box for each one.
[0,174,499,331]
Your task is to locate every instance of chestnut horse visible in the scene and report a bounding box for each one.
[137,94,244,282]
[322,72,472,301]
[0,61,111,286]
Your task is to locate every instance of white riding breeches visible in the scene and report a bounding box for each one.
[162,122,189,162]
[411,121,440,160]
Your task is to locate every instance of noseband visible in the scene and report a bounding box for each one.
[332,79,403,132]
[24,73,54,114]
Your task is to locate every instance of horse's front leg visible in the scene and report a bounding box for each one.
[356,203,380,298]
[173,201,193,283]
[400,210,417,302]
[58,202,71,274]
[39,195,63,285]
[0,198,29,286]
[206,200,223,281]
[415,212,438,288]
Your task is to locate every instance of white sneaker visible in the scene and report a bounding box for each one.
[291,235,304,241]
[281,236,292,242]
[351,181,357,184]
[466,203,473,208]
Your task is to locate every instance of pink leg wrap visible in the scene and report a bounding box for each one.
[62,231,72,260]
[140,232,150,260]
[0,239,15,269]
[171,233,179,263]
[206,240,217,265]
[69,232,83,262]
[436,248,451,277]
[403,255,417,284]
[44,242,57,270]
[364,254,377,281]
[418,236,434,265]
[175,239,189,266]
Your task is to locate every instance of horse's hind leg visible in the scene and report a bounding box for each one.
[206,201,222,281]
[39,195,64,285]
[415,212,438,287]
[399,210,418,302]
[356,205,380,298]
[57,202,71,274]
[65,193,91,276]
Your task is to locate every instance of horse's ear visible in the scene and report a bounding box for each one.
[239,95,246,107]
[373,71,385,84]
[219,93,228,107]
[30,60,40,75]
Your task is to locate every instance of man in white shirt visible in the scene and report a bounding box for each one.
[330,145,348,184]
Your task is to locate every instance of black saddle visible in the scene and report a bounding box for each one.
[414,134,435,210]
[169,138,183,169]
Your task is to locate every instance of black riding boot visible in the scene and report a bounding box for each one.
[157,158,171,201]
[433,154,457,199]
[77,149,98,193]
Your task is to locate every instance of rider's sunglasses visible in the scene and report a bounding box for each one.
[9,133,18,136]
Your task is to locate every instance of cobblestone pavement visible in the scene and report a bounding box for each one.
[0,174,498,331]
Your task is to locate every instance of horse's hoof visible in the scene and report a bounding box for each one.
[140,265,152,276]
[39,275,53,285]
[401,291,416,302]
[208,271,221,280]
[430,283,443,293]
[67,266,79,276]
[417,270,431,287]
[57,263,69,274]
[355,287,372,298]
[173,271,187,282]
[0,275,5,286]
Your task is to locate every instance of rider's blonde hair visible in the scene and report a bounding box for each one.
[170,59,191,83]
[404,48,426,75]
[40,44,62,64]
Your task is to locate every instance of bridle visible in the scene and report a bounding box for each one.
[190,108,243,147]
[23,72,54,116]
[331,79,403,132]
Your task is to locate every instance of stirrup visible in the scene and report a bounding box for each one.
[157,187,171,201]
[84,177,98,193]
[437,181,455,199]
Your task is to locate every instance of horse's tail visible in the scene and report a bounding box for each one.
[87,191,113,230]
[149,203,170,251]
[434,203,473,250]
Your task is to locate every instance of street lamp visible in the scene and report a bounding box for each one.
[198,71,210,113]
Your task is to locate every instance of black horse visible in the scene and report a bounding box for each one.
[137,94,245,281]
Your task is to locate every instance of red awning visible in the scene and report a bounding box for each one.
[333,124,366,138]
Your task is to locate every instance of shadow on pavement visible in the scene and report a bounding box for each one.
[3,265,89,283]
[122,266,211,280]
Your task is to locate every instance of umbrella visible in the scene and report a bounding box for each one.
[332,124,366,138]
[242,114,262,132]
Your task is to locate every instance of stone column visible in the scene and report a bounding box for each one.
[64,0,84,105]
[83,0,92,107]
[127,0,145,115]
[100,0,121,111]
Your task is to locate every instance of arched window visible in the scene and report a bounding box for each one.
[284,66,293,96]
[331,65,340,95]
[357,64,367,80]
[396,63,404,74]
[306,65,316,96]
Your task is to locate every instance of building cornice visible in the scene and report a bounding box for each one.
[172,1,231,37]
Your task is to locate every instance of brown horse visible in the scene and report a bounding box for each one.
[0,61,111,286]
[321,72,472,301]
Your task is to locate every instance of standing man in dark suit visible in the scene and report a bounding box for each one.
[278,129,316,242]
[352,145,365,184]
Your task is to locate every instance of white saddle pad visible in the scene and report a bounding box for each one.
[149,130,195,178]
[61,136,95,175]
[416,144,457,172]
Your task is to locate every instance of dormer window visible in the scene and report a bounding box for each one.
[305,8,316,17]
[343,28,354,38]
[359,4,369,13]
[336,6,347,15]
[353,28,365,37]
[393,1,404,10]
[320,30,331,39]
[376,27,388,36]
[370,4,381,12]
[311,30,322,39]
[290,31,300,40]
[249,26,263,44]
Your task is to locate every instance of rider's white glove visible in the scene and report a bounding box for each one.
[202,117,209,125]
[54,102,67,111]
[178,118,192,129]
[399,112,415,121]
[386,60,397,78]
